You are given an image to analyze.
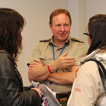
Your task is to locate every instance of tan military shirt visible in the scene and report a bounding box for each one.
[30,37,87,94]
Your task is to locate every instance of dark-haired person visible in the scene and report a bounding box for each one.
[0,8,42,106]
[28,8,87,106]
[67,14,106,106]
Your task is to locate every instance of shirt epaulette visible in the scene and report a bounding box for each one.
[71,38,84,43]
[39,39,51,42]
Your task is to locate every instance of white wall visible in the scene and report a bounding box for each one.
[0,0,106,86]
[68,0,106,46]
[86,0,106,22]
[68,0,87,45]
[67,0,79,38]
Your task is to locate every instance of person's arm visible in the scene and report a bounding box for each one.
[28,59,53,81]
[28,52,76,82]
[0,54,41,106]
[67,61,101,106]
[47,65,80,84]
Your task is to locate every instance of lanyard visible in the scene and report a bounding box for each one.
[52,44,66,60]
[50,44,66,84]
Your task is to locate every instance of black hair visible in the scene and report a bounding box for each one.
[87,14,106,54]
[0,8,25,65]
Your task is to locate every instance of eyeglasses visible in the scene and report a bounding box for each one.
[83,32,92,38]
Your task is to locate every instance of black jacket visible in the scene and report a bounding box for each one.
[0,51,41,106]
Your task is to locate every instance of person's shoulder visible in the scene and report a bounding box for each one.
[37,38,51,47]
[71,38,84,43]
[0,51,8,58]
[39,38,51,42]
[0,51,12,63]
[79,61,98,77]
[81,60,98,71]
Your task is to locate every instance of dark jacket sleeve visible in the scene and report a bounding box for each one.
[0,52,41,106]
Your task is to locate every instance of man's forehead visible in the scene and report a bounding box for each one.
[52,14,70,23]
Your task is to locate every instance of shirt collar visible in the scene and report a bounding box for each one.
[80,49,106,65]
[49,36,70,46]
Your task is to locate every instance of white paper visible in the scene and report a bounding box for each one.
[31,81,62,106]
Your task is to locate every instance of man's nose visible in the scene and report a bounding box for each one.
[60,26,65,31]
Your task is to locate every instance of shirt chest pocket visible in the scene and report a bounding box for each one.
[39,54,54,66]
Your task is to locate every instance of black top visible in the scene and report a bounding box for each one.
[0,51,41,106]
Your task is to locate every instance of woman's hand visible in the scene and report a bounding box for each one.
[32,87,42,98]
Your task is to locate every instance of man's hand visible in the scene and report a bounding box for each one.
[51,52,76,70]
[31,87,42,98]
[29,59,44,70]
[28,59,51,82]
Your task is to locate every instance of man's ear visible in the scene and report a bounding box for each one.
[49,23,52,30]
